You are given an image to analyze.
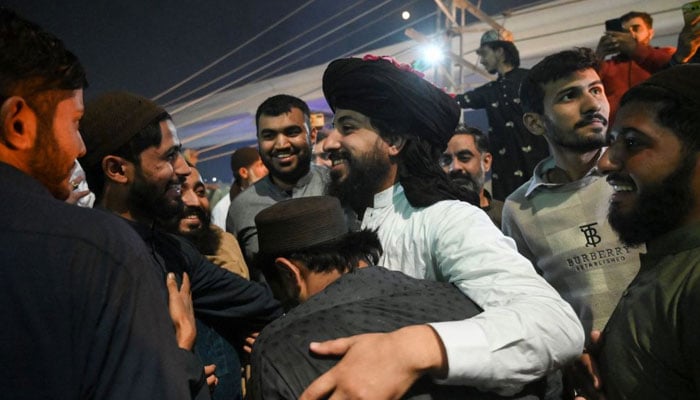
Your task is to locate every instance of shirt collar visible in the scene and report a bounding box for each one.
[524,152,605,198]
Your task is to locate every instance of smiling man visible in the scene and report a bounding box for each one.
[80,91,283,399]
[590,64,700,400]
[297,55,583,400]
[227,94,328,268]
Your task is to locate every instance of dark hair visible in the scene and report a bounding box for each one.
[254,230,382,310]
[481,40,520,68]
[368,117,479,207]
[0,7,87,121]
[521,47,600,114]
[255,94,310,133]
[620,86,700,153]
[453,124,489,154]
[620,11,653,28]
[84,116,168,201]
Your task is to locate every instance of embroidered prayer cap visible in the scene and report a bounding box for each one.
[623,64,700,107]
[322,56,460,149]
[255,196,348,255]
[79,91,169,169]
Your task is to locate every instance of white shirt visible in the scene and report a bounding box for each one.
[211,195,230,230]
[362,184,584,394]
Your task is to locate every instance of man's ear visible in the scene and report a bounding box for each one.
[309,126,318,144]
[523,113,546,136]
[0,97,37,151]
[275,257,306,299]
[482,151,493,172]
[385,135,406,156]
[238,166,250,181]
[103,155,129,184]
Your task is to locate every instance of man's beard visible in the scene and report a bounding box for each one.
[178,207,221,255]
[30,114,74,200]
[128,169,184,221]
[328,143,391,214]
[264,150,311,187]
[448,170,483,194]
[545,114,608,154]
[608,155,695,246]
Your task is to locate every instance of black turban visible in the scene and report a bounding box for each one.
[323,56,460,149]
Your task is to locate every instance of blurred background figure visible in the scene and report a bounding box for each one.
[211,147,267,230]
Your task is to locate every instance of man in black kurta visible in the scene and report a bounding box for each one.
[0,8,206,398]
[0,164,206,399]
[248,196,542,400]
[457,35,549,200]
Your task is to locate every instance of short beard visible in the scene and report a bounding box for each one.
[449,170,482,194]
[545,117,607,154]
[328,145,391,214]
[265,152,311,187]
[128,169,184,221]
[608,154,695,246]
[180,223,221,256]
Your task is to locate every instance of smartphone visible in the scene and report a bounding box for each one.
[605,18,625,32]
[683,1,700,23]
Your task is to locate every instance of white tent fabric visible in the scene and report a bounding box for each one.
[170,0,687,165]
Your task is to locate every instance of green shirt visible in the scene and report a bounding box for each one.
[600,223,700,399]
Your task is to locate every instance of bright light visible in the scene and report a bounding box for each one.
[401,11,410,20]
[211,177,218,183]
[422,44,444,64]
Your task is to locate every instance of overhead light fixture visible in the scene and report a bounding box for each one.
[421,43,444,64]
[401,10,410,20]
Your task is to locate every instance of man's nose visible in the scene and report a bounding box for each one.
[174,152,192,178]
[181,188,198,206]
[597,146,620,174]
[323,129,341,152]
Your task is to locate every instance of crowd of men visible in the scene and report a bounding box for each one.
[2,5,700,400]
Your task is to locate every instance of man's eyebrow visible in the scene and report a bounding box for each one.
[335,115,357,124]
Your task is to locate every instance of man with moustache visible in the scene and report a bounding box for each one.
[0,8,206,398]
[163,165,249,399]
[441,124,502,227]
[583,64,700,400]
[227,94,328,265]
[596,11,675,123]
[502,48,642,337]
[299,55,583,399]
[456,30,549,200]
[80,91,283,399]
[172,165,248,279]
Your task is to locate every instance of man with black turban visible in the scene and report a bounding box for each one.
[298,55,584,399]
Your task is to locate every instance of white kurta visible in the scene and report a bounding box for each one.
[361,183,584,394]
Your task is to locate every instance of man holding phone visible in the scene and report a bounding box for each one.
[596,11,675,123]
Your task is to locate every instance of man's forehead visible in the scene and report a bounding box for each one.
[259,108,307,130]
[448,133,477,148]
[544,68,600,93]
[333,108,370,123]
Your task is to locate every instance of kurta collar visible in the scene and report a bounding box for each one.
[372,183,403,208]
[642,223,700,266]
